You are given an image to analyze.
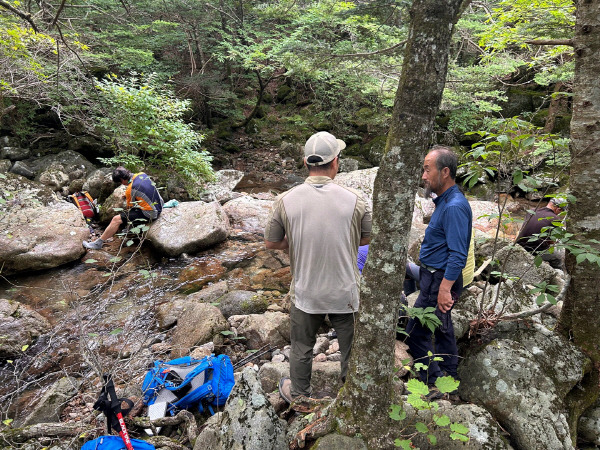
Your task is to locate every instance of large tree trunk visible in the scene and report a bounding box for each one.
[332,0,469,446]
[559,0,600,441]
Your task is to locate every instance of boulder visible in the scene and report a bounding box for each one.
[26,150,95,176]
[155,282,229,330]
[37,164,70,191]
[259,361,343,398]
[147,201,230,256]
[9,160,35,178]
[0,298,51,359]
[579,400,600,445]
[236,311,290,349]
[98,185,126,224]
[0,146,30,161]
[494,244,562,288]
[222,195,273,235]
[200,169,244,204]
[314,434,367,450]
[0,194,89,274]
[194,367,287,450]
[407,401,513,449]
[21,376,82,426]
[82,168,114,203]
[170,303,229,358]
[213,290,269,318]
[459,321,590,450]
[0,159,11,173]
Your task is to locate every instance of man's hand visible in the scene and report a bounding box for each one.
[437,277,455,313]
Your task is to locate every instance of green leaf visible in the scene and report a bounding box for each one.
[406,378,429,395]
[84,259,98,264]
[389,404,407,421]
[109,256,122,263]
[427,434,437,445]
[407,393,429,410]
[220,330,234,335]
[110,328,123,335]
[2,418,13,426]
[534,255,543,267]
[126,240,134,246]
[450,423,470,434]
[21,344,29,352]
[415,422,429,433]
[394,439,412,450]
[434,414,451,427]
[450,433,470,442]
[435,376,460,394]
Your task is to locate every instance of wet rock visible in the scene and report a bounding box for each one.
[459,321,589,450]
[579,400,600,445]
[147,201,230,256]
[176,257,228,293]
[1,146,30,161]
[259,361,343,399]
[214,290,269,318]
[0,200,89,274]
[236,311,290,349]
[21,376,82,426]
[10,160,35,178]
[222,195,273,235]
[0,298,51,359]
[194,367,287,450]
[200,169,244,204]
[170,303,229,358]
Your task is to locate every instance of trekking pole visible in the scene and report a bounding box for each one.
[233,344,274,370]
[93,374,134,450]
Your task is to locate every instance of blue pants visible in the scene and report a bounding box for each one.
[405,267,462,384]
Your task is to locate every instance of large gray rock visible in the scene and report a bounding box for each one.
[37,164,70,191]
[170,303,229,358]
[259,361,342,397]
[459,321,590,450]
[200,169,244,204]
[314,434,367,449]
[214,290,269,318]
[82,168,114,203]
[494,244,562,288]
[0,187,89,274]
[98,185,126,224]
[579,400,600,445]
[147,201,230,256]
[0,298,51,359]
[1,146,30,161]
[194,367,287,450]
[236,311,290,350]
[407,401,513,449]
[10,160,35,178]
[222,195,273,235]
[26,150,95,175]
[21,376,82,426]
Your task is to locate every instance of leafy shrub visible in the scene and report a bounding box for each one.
[96,73,214,197]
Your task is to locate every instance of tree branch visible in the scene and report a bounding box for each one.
[525,39,573,46]
[0,0,39,32]
[330,40,408,59]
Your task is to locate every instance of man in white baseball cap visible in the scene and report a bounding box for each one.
[264,131,372,404]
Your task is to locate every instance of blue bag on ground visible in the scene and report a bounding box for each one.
[81,435,155,450]
[141,354,235,416]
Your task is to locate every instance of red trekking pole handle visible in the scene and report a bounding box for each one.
[116,412,134,450]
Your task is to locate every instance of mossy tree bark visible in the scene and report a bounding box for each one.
[559,0,600,441]
[332,0,470,446]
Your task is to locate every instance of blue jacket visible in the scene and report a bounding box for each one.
[419,185,472,281]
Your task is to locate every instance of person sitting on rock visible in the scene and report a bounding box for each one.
[83,167,164,250]
[516,197,567,269]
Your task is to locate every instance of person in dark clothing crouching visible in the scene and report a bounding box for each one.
[83,167,164,250]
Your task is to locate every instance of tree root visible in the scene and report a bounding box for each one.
[288,396,336,449]
[0,422,95,443]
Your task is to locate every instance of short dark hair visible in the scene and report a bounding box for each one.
[307,156,336,173]
[112,166,132,183]
[430,146,458,180]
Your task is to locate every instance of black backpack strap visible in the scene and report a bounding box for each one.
[93,374,133,434]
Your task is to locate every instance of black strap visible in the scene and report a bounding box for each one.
[93,374,134,434]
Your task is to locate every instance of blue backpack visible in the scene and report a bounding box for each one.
[81,436,155,450]
[141,354,235,416]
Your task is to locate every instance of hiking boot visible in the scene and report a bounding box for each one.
[83,238,104,250]
[278,377,294,404]
[426,386,444,401]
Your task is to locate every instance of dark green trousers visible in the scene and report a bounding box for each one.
[289,303,356,397]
